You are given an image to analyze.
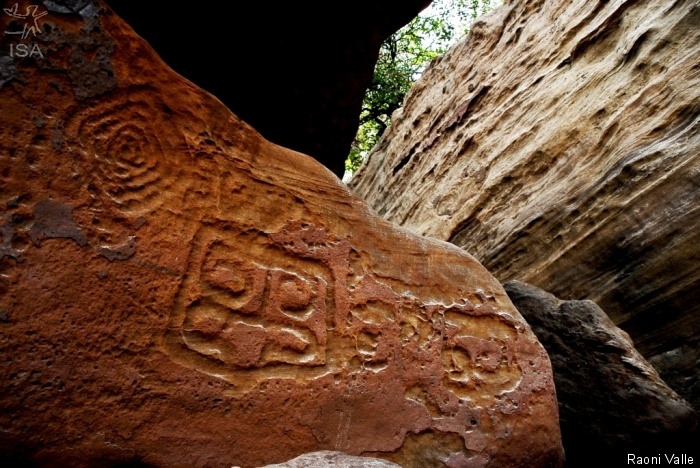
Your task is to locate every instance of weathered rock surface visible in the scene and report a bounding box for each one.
[504,281,697,464]
[350,0,700,407]
[105,0,431,177]
[0,1,563,466]
[263,451,401,468]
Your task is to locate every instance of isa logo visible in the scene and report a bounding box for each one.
[3,3,47,58]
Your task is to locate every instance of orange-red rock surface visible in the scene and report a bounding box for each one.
[0,1,563,466]
[350,0,700,409]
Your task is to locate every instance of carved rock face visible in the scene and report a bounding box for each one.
[0,2,563,466]
[350,0,700,409]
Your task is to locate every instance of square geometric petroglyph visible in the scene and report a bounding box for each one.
[164,224,336,389]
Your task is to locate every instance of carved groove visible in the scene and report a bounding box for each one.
[164,221,524,401]
[63,87,191,215]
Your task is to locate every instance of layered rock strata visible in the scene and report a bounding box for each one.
[350,0,700,407]
[0,1,563,466]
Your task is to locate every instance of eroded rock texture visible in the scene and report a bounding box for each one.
[0,1,563,466]
[104,0,432,177]
[505,281,697,464]
[350,0,700,407]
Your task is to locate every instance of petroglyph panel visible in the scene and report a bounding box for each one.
[0,2,563,462]
[165,221,524,400]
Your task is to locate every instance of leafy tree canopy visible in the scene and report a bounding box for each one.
[345,0,499,176]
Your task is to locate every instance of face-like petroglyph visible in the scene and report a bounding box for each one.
[441,308,521,401]
[165,221,524,403]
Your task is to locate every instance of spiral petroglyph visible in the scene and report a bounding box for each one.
[63,86,192,216]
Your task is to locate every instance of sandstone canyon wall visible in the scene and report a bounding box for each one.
[0,1,563,466]
[351,0,700,408]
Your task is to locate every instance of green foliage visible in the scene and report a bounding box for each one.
[345,0,499,175]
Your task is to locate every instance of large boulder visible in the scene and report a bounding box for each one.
[0,1,563,466]
[104,0,432,177]
[504,281,697,464]
[350,0,700,407]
